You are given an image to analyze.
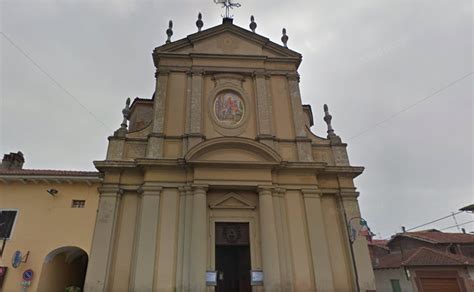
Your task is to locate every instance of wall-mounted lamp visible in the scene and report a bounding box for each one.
[46,189,58,197]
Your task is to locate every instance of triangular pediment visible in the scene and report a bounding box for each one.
[153,22,301,60]
[209,192,256,209]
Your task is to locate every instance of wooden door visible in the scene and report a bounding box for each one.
[215,223,251,292]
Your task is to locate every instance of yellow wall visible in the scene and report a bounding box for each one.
[0,180,99,291]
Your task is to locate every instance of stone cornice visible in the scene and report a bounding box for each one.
[0,174,100,185]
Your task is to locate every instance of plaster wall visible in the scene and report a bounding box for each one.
[0,181,99,291]
[374,268,413,292]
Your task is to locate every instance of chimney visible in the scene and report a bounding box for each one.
[1,151,25,169]
[401,226,406,233]
[462,228,466,234]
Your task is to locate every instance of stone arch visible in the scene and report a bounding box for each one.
[37,246,88,292]
[185,137,282,164]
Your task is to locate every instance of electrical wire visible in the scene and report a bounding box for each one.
[439,220,474,231]
[348,71,473,141]
[1,31,113,131]
[406,211,463,231]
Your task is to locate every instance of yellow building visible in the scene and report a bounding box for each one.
[84,17,376,292]
[0,152,100,291]
[1,16,376,292]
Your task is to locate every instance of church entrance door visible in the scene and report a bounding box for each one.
[215,222,251,292]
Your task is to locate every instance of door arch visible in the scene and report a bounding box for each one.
[37,246,88,292]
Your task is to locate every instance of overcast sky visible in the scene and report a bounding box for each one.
[1,0,472,238]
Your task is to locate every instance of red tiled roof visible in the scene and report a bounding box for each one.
[0,168,99,177]
[390,231,474,244]
[403,247,472,266]
[370,239,389,246]
[372,247,473,269]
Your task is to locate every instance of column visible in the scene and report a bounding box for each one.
[189,185,208,291]
[84,185,122,292]
[254,72,274,147]
[258,186,281,291]
[146,70,169,158]
[302,188,335,291]
[130,185,162,291]
[287,73,313,162]
[340,190,376,291]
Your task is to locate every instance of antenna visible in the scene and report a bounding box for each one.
[214,0,241,19]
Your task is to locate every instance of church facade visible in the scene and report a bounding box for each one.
[85,17,376,292]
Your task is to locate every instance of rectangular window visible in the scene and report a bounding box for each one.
[390,279,402,292]
[71,200,86,208]
[0,210,18,239]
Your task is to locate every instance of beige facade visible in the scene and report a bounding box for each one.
[0,167,100,291]
[85,19,376,292]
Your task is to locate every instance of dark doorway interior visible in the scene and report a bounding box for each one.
[215,223,251,292]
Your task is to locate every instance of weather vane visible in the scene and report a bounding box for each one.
[214,0,241,19]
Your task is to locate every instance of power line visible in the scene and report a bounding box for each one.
[1,31,113,131]
[349,71,473,141]
[406,211,463,231]
[440,220,474,231]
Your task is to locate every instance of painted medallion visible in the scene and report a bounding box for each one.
[213,91,245,127]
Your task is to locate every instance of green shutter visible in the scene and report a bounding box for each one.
[390,279,402,292]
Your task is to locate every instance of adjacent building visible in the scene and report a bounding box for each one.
[369,230,474,292]
[0,152,100,291]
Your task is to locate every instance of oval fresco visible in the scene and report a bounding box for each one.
[213,91,245,127]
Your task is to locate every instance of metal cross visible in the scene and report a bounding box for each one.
[214,0,241,18]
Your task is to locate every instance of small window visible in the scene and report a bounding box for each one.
[71,200,86,208]
[449,245,457,254]
[390,279,402,292]
[0,210,18,239]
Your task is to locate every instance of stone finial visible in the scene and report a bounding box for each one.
[281,28,288,47]
[114,98,131,137]
[323,104,336,137]
[196,12,203,32]
[249,15,257,33]
[166,20,173,43]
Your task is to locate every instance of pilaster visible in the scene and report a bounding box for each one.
[258,186,281,291]
[84,185,123,292]
[287,74,313,162]
[146,70,169,158]
[189,184,208,291]
[339,190,376,291]
[188,70,205,149]
[130,185,162,291]
[254,72,274,148]
[302,188,335,291]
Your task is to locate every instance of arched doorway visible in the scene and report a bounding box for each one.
[37,246,88,292]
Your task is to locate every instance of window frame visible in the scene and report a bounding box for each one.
[71,200,86,208]
[0,209,19,240]
[390,279,402,292]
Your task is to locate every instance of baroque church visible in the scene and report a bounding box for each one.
[84,13,376,292]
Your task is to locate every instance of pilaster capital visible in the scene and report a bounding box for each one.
[190,69,205,76]
[339,189,359,201]
[257,185,273,196]
[179,184,193,196]
[98,185,123,197]
[286,72,300,82]
[155,69,170,78]
[192,184,208,194]
[138,183,163,196]
[252,70,269,78]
